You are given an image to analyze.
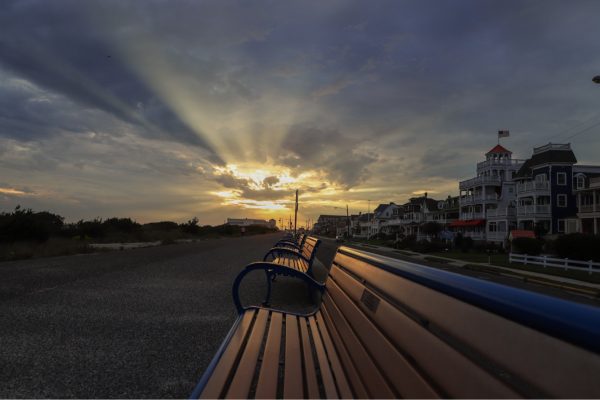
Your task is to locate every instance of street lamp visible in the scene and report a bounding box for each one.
[593,75,600,84]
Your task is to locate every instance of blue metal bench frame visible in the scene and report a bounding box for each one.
[190,246,600,399]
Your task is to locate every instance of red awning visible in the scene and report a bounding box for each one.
[509,230,535,239]
[448,219,486,227]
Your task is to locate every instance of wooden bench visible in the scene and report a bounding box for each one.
[191,246,600,399]
[263,236,321,277]
[273,233,306,251]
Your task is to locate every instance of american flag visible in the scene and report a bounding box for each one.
[498,130,510,138]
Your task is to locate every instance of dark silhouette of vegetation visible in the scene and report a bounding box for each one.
[511,237,543,256]
[420,222,443,238]
[554,233,600,261]
[0,206,278,261]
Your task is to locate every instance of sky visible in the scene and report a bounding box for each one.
[1,0,600,226]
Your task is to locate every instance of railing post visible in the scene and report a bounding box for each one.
[543,255,547,268]
[524,254,528,265]
[589,260,593,275]
[564,258,568,271]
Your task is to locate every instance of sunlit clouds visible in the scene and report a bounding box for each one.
[2,1,600,224]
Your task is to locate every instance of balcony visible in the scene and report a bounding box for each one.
[591,177,600,189]
[460,212,485,220]
[516,181,550,195]
[517,205,551,217]
[460,194,498,205]
[459,176,502,190]
[487,231,508,242]
[486,208,516,218]
[462,231,486,240]
[578,204,597,213]
[476,158,525,170]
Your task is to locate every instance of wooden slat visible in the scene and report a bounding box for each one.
[320,306,369,399]
[226,309,269,399]
[299,316,319,398]
[284,315,303,399]
[200,310,256,399]
[330,266,517,398]
[308,316,339,398]
[322,295,396,398]
[333,252,600,397]
[256,313,283,399]
[327,277,440,398]
[315,311,354,399]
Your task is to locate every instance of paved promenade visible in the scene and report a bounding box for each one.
[0,233,336,398]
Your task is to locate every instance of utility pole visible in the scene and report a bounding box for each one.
[367,199,371,240]
[294,189,298,236]
[346,204,350,238]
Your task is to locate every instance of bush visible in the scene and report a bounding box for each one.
[412,239,446,253]
[396,235,416,249]
[0,206,64,243]
[511,237,543,256]
[554,233,600,261]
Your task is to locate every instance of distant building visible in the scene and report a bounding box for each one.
[226,218,276,228]
[313,214,348,236]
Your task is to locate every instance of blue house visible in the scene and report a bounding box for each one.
[513,143,578,234]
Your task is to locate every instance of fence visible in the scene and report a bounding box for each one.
[509,253,600,274]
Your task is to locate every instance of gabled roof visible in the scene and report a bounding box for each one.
[486,144,512,154]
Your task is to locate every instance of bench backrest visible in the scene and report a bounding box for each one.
[320,246,600,398]
[301,236,320,265]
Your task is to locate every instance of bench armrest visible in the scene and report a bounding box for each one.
[232,262,325,313]
[263,247,310,263]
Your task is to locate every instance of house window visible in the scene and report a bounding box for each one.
[557,194,567,207]
[557,172,566,185]
[488,222,497,232]
[577,176,585,190]
[557,219,565,233]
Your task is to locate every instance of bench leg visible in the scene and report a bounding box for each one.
[262,269,273,306]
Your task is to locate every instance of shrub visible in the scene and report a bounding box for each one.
[0,206,64,243]
[511,237,543,256]
[554,233,600,261]
[458,236,473,252]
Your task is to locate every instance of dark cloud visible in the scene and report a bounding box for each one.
[279,125,378,188]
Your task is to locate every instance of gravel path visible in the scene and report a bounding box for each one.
[0,233,336,398]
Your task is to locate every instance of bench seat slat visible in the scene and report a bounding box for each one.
[226,309,269,399]
[319,307,368,399]
[299,315,320,398]
[284,315,303,399]
[199,310,256,399]
[255,312,283,399]
[326,276,440,399]
[330,266,518,398]
[315,311,353,399]
[308,316,339,399]
[322,295,396,398]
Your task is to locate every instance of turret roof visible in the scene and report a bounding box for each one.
[486,144,512,154]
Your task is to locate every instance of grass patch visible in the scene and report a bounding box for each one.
[423,256,452,264]
[432,251,600,284]
[502,261,600,284]
[430,251,512,267]
[0,238,100,262]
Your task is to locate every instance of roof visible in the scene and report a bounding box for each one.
[486,144,512,154]
[373,203,393,214]
[358,213,374,222]
[509,230,535,239]
[449,219,485,227]
[514,145,577,179]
